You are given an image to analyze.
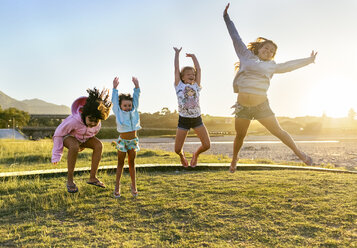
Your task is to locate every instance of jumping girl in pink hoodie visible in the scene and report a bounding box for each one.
[51,88,112,193]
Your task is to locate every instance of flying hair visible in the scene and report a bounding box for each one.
[81,88,112,123]
[235,37,278,71]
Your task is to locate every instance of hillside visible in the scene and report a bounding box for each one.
[0,91,70,114]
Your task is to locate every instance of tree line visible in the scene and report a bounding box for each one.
[0,107,30,128]
[1,106,357,136]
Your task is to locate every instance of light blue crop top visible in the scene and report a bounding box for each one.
[112,88,141,133]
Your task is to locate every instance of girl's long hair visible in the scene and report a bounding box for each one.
[235,37,277,71]
[81,88,112,123]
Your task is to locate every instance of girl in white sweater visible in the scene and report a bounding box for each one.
[224,3,317,172]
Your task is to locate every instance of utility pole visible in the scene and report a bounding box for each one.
[12,117,15,139]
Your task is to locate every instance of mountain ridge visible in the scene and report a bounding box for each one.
[0,91,70,114]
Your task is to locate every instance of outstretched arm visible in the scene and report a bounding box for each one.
[186,53,201,86]
[274,51,317,74]
[112,77,120,116]
[113,76,119,89]
[132,77,140,109]
[223,3,251,59]
[173,47,182,86]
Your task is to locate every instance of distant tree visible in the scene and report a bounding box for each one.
[160,107,171,115]
[0,106,4,127]
[100,115,117,127]
[27,116,64,127]
[348,108,356,120]
[0,107,30,128]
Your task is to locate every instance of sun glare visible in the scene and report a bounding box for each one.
[305,75,357,118]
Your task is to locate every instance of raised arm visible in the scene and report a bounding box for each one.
[111,77,120,116]
[186,53,201,86]
[173,47,182,86]
[223,3,252,60]
[132,76,140,109]
[274,51,317,74]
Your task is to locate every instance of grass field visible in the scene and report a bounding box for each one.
[1,169,356,247]
[0,139,233,173]
[0,139,316,173]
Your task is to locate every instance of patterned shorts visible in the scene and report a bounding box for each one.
[231,100,274,120]
[112,137,140,152]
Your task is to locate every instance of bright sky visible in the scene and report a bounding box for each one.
[1,0,356,118]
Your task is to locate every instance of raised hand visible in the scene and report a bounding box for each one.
[310,50,318,63]
[224,3,230,17]
[173,47,182,53]
[174,47,182,86]
[185,53,196,58]
[113,77,119,89]
[186,52,201,86]
[132,77,139,88]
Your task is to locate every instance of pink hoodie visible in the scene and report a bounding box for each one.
[51,96,102,163]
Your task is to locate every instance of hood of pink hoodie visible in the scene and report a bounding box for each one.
[51,96,102,163]
[71,96,88,122]
[70,96,102,131]
[68,96,102,141]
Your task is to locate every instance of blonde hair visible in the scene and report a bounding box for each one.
[180,66,196,81]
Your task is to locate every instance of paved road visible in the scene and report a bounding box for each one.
[136,135,357,170]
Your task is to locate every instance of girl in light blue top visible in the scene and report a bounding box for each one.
[111,76,141,198]
[224,3,317,172]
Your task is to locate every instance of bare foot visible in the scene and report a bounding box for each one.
[130,184,138,197]
[66,181,78,193]
[179,152,189,167]
[229,158,238,173]
[302,153,313,165]
[87,178,106,188]
[113,185,121,198]
[190,152,198,168]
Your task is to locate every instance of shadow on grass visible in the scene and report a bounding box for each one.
[137,150,170,157]
[102,150,171,158]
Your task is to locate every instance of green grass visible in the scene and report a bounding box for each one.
[0,139,233,173]
[1,170,356,247]
[0,139,325,173]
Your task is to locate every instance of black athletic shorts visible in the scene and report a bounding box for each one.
[178,115,203,130]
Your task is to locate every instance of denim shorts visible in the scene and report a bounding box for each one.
[112,137,140,152]
[232,100,274,120]
[178,115,203,130]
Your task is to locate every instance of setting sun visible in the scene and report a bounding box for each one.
[305,75,357,118]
